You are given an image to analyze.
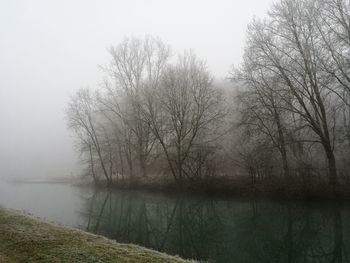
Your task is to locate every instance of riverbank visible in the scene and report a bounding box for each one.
[15,174,350,201]
[84,176,350,201]
[0,208,192,263]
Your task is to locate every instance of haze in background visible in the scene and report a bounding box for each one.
[0,0,273,180]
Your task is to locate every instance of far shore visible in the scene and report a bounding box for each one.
[6,175,350,201]
[6,177,80,185]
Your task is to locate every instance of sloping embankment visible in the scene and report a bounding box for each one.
[0,208,192,263]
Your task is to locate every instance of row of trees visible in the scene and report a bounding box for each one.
[67,0,350,188]
[67,36,226,185]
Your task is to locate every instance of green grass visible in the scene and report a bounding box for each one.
[0,208,193,263]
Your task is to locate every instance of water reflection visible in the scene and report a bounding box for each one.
[79,190,350,263]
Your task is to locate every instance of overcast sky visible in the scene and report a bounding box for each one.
[0,0,274,179]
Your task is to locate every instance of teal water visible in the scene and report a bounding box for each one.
[0,180,349,262]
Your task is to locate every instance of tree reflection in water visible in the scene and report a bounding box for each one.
[78,190,350,263]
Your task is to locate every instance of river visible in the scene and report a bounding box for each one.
[0,180,349,262]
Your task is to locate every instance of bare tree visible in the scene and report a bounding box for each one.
[238,0,341,185]
[66,88,112,185]
[100,36,171,179]
[317,0,350,99]
[316,0,350,148]
[235,68,291,179]
[144,53,225,183]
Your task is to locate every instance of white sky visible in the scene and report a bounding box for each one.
[0,0,274,179]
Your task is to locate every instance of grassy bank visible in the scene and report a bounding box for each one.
[0,208,192,263]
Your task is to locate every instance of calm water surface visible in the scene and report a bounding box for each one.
[0,180,349,263]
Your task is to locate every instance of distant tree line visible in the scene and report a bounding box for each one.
[67,0,350,189]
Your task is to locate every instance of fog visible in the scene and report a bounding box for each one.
[0,0,273,180]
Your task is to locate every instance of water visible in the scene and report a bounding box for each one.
[0,180,349,263]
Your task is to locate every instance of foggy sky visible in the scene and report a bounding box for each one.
[0,0,273,179]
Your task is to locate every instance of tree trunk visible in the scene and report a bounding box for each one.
[91,139,111,186]
[88,144,98,185]
[327,151,338,186]
[96,148,111,186]
[281,147,290,180]
[139,153,147,178]
[274,109,290,180]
